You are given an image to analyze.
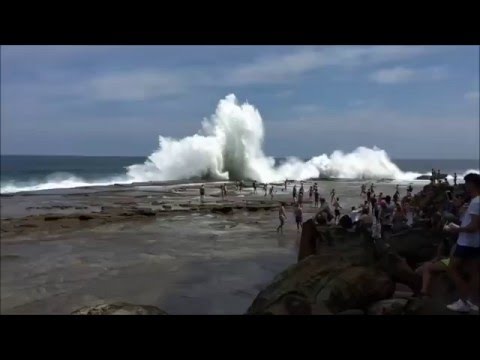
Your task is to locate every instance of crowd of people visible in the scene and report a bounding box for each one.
[199,173,479,313]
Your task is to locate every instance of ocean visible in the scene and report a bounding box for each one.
[1,96,479,194]
[1,155,478,194]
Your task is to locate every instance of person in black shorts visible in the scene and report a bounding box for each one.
[294,204,303,232]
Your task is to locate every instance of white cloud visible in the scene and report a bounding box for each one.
[226,46,449,86]
[464,91,480,101]
[292,104,322,114]
[370,65,448,84]
[370,67,415,84]
[88,71,187,101]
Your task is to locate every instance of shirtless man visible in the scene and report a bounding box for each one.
[292,185,297,203]
[276,202,287,234]
[252,180,257,194]
[330,189,336,204]
[309,186,313,200]
[294,204,303,232]
[333,197,342,224]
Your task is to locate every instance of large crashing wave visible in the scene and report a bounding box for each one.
[2,94,478,194]
[127,94,422,183]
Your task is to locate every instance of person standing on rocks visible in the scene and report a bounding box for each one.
[393,190,400,204]
[277,202,287,234]
[220,184,225,200]
[437,169,441,183]
[270,185,274,200]
[333,197,342,224]
[407,183,413,195]
[223,183,228,197]
[361,184,366,197]
[366,189,371,203]
[253,180,257,194]
[454,172,457,186]
[294,203,303,232]
[309,186,313,201]
[431,168,436,184]
[284,179,288,191]
[298,185,304,205]
[292,185,297,203]
[444,173,480,313]
[369,183,375,194]
[314,189,319,208]
[264,183,268,197]
[330,188,336,204]
[200,185,205,203]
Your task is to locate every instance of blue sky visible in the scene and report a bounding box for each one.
[1,45,479,159]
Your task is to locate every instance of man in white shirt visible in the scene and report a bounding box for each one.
[445,173,480,313]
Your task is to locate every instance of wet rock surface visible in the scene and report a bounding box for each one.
[72,302,168,315]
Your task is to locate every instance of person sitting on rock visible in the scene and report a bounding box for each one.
[415,238,456,297]
[444,173,480,313]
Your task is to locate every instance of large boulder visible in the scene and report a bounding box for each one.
[72,302,168,315]
[246,255,395,315]
[386,228,437,265]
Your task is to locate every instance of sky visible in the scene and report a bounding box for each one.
[1,45,479,159]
